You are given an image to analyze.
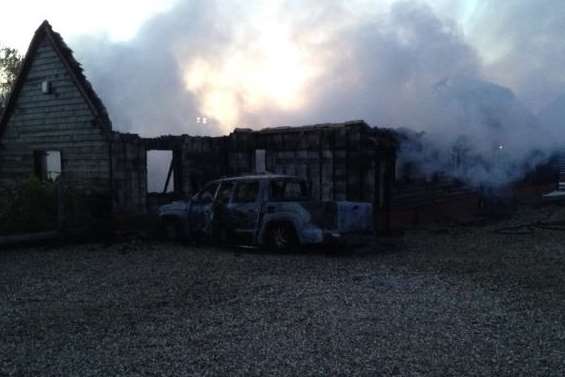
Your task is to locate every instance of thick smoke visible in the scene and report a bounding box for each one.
[465,1,565,113]
[398,78,554,186]
[72,0,564,187]
[74,0,230,136]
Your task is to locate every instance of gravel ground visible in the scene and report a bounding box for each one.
[1,205,565,376]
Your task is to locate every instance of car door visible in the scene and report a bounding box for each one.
[189,181,219,236]
[225,180,261,244]
[209,180,236,239]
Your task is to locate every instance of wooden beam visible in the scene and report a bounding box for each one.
[163,154,174,193]
[0,231,59,246]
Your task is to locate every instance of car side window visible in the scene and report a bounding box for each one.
[217,181,235,204]
[284,181,305,199]
[233,181,259,203]
[270,179,309,201]
[197,182,219,202]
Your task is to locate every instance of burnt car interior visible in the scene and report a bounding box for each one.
[270,179,310,201]
[234,181,259,203]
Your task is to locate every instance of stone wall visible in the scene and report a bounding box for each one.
[127,121,397,215]
[111,133,146,214]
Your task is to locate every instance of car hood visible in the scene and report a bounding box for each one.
[159,200,190,216]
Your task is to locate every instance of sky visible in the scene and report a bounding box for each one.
[0,1,483,49]
[0,0,178,51]
[1,0,565,187]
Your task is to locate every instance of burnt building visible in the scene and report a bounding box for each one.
[138,123,397,214]
[0,21,398,231]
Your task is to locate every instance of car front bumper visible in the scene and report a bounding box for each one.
[300,225,375,246]
[322,230,375,246]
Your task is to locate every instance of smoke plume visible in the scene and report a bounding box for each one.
[72,0,565,187]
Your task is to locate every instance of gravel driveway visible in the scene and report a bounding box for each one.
[1,205,565,376]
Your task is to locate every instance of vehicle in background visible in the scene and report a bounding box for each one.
[158,175,374,250]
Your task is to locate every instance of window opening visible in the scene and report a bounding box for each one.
[147,150,174,193]
[34,150,61,181]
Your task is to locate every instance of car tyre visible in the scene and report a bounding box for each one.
[266,222,299,251]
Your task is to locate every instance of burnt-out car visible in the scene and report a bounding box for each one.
[158,175,374,249]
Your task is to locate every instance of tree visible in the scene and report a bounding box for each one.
[0,46,22,111]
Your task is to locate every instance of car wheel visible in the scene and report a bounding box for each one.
[267,223,298,251]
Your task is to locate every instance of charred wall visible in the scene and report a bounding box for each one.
[231,122,396,203]
[111,132,146,214]
[116,121,397,221]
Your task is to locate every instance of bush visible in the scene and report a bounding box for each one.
[0,176,58,235]
[62,189,112,237]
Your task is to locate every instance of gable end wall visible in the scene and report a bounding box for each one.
[0,35,111,194]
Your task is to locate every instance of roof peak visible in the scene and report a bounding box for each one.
[39,20,51,28]
[0,19,112,139]
[35,20,53,36]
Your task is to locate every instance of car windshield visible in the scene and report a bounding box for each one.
[270,179,310,201]
[217,181,235,204]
